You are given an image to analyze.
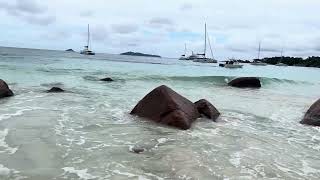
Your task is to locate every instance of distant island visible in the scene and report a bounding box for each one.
[120,51,161,58]
[65,49,75,52]
[231,56,320,68]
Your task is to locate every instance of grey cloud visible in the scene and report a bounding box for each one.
[0,1,10,9]
[261,47,280,53]
[111,24,138,34]
[228,46,251,53]
[315,45,320,52]
[24,15,56,25]
[80,11,94,17]
[16,0,45,14]
[43,31,71,40]
[228,44,281,53]
[149,17,174,27]
[127,43,138,47]
[290,46,313,52]
[180,3,193,11]
[89,25,109,42]
[0,0,55,25]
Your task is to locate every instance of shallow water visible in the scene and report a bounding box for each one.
[0,47,320,180]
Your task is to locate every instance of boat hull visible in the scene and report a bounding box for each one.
[224,64,243,68]
[250,63,267,66]
[192,58,217,63]
[80,51,95,55]
[275,63,288,67]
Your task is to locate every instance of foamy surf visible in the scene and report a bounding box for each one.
[0,164,24,180]
[0,129,18,154]
[1,47,320,179]
[62,167,97,180]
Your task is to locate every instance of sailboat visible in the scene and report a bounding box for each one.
[179,43,188,60]
[251,41,267,66]
[80,24,95,55]
[188,23,217,63]
[275,47,287,66]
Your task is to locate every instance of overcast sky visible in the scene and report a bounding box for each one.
[0,0,319,59]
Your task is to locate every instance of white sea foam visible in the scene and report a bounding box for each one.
[157,138,167,144]
[0,109,27,121]
[0,164,10,176]
[76,136,86,145]
[0,164,24,179]
[0,129,18,154]
[112,170,137,178]
[301,160,319,175]
[229,152,242,167]
[71,157,85,164]
[143,172,164,180]
[62,167,97,180]
[128,145,134,152]
[0,107,44,121]
[112,170,151,180]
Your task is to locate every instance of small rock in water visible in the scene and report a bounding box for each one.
[47,87,65,93]
[100,77,114,82]
[65,49,75,52]
[195,99,220,121]
[0,79,14,98]
[228,77,261,88]
[130,146,145,154]
[300,99,320,126]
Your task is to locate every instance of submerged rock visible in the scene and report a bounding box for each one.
[65,49,75,52]
[130,85,200,130]
[47,87,65,93]
[100,77,114,82]
[0,79,14,98]
[228,77,261,88]
[300,99,320,126]
[130,146,145,154]
[195,99,220,121]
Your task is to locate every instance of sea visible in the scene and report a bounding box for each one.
[0,46,319,180]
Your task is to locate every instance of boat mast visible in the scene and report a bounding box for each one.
[204,23,207,57]
[87,24,90,49]
[184,43,187,56]
[207,34,214,59]
[257,41,261,60]
[280,47,284,62]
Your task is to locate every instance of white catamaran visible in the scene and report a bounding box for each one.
[275,47,288,66]
[251,41,267,66]
[80,24,95,55]
[188,23,217,63]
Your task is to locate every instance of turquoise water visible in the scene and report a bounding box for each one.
[0,46,320,179]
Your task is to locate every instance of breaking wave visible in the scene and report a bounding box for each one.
[122,75,314,86]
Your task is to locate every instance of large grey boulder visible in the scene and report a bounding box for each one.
[0,79,14,98]
[301,99,320,126]
[131,85,200,130]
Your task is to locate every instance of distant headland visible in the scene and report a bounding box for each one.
[234,56,320,68]
[256,56,320,68]
[120,51,161,58]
